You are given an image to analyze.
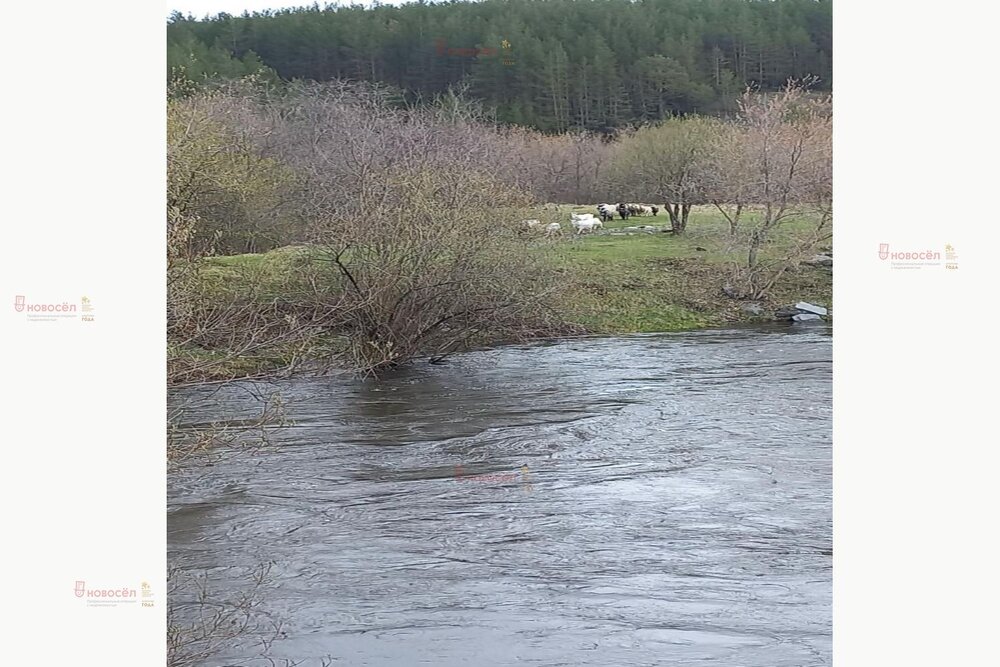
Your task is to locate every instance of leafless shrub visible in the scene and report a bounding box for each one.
[167,386,288,471]
[166,254,350,385]
[701,121,753,236]
[322,174,568,373]
[168,562,302,667]
[255,82,573,374]
[167,83,302,258]
[168,81,578,379]
[714,80,832,298]
[500,129,616,204]
[167,80,356,385]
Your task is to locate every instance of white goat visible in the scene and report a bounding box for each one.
[521,219,542,230]
[544,222,562,237]
[572,219,601,235]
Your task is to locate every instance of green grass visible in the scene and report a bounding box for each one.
[543,204,831,332]
[187,206,831,333]
[175,206,831,377]
[192,244,322,299]
[561,203,826,259]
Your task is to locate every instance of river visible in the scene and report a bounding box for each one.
[168,325,832,666]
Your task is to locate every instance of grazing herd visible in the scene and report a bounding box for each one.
[520,203,660,238]
[598,203,659,221]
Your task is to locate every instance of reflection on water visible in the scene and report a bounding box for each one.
[169,325,832,666]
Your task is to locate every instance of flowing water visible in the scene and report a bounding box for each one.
[169,325,832,666]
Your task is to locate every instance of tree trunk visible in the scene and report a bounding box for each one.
[747,230,761,269]
[665,202,682,233]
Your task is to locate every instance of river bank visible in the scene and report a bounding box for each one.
[169,205,832,383]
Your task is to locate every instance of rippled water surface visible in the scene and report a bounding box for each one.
[169,326,832,666]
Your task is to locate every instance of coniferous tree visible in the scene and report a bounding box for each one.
[166,0,833,129]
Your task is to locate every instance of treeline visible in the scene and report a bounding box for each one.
[167,0,832,131]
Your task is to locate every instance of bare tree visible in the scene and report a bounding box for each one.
[718,80,832,299]
[701,120,752,236]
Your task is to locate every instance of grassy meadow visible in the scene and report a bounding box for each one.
[175,205,831,380]
[543,204,832,332]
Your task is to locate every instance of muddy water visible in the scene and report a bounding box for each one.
[169,325,832,666]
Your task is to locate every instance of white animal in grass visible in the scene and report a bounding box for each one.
[521,219,542,230]
[570,212,596,233]
[544,222,562,236]
[570,212,599,227]
[571,218,602,235]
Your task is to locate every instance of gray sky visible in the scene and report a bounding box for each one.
[169,1,412,19]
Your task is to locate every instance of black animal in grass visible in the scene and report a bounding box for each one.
[596,204,616,222]
[651,205,659,217]
[617,202,631,220]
